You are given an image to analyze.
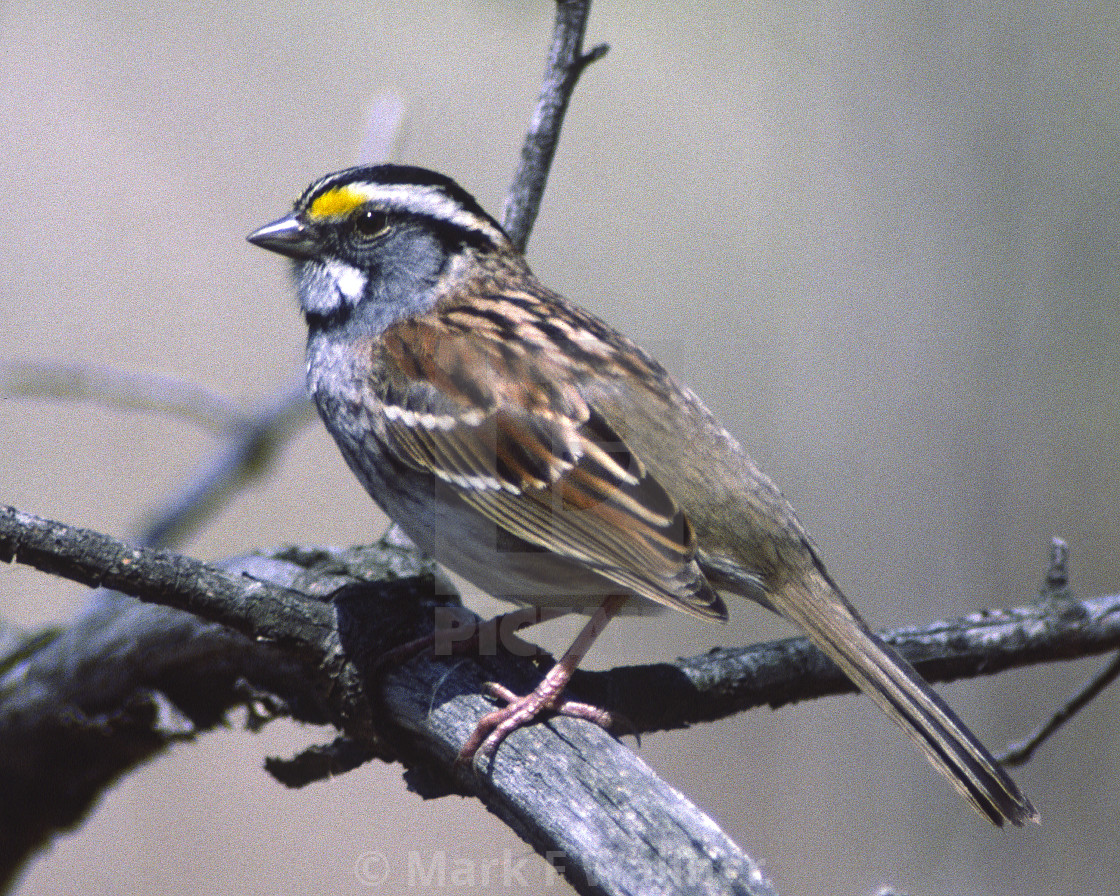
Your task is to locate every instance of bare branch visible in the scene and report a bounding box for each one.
[6,505,1120,893]
[13,506,1116,749]
[997,651,1120,766]
[569,590,1120,737]
[1040,536,1071,598]
[1,363,316,549]
[0,506,337,659]
[1,361,246,435]
[501,0,609,250]
[137,381,313,547]
[0,507,779,896]
[0,592,321,885]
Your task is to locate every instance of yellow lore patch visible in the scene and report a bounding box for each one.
[308,186,369,220]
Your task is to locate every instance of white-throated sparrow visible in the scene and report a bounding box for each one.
[248,164,1036,825]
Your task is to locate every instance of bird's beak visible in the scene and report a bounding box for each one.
[247,215,321,260]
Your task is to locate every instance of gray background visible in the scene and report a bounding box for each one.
[2,1,1117,893]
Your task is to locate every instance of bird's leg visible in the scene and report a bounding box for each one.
[457,594,628,766]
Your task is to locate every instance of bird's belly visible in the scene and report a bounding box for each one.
[311,371,663,616]
[341,434,658,614]
[391,487,662,615]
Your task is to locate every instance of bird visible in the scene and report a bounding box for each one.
[247,163,1037,825]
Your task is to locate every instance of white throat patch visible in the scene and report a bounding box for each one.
[327,260,367,304]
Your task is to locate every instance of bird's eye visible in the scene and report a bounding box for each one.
[354,209,390,239]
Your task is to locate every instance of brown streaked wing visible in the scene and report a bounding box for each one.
[377,318,725,620]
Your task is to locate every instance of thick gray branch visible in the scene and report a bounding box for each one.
[0,507,776,896]
[5,505,1118,893]
[0,591,322,886]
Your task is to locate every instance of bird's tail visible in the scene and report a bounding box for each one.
[770,565,1037,826]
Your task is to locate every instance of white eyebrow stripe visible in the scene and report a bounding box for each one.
[344,183,507,245]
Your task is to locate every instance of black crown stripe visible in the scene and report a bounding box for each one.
[297,164,507,242]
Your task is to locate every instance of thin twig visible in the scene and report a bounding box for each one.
[138,380,313,547]
[1,362,316,549]
[1041,537,1070,598]
[501,0,609,250]
[997,651,1120,766]
[992,535,1115,765]
[1,361,246,436]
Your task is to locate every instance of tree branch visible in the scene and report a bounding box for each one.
[0,506,778,896]
[14,506,1115,746]
[137,381,313,548]
[569,591,1120,736]
[1,361,247,435]
[996,650,1120,766]
[4,505,1117,892]
[501,0,609,251]
[1,363,316,549]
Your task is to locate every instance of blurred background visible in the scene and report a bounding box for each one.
[2,0,1117,893]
